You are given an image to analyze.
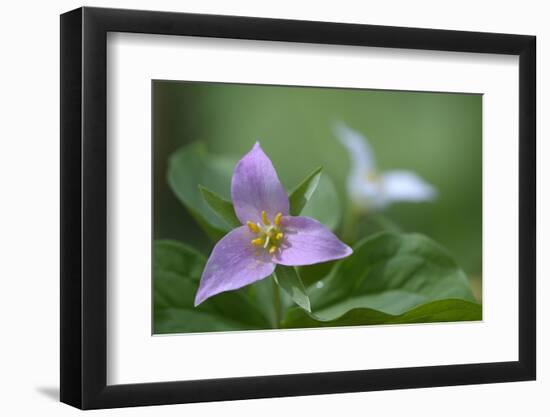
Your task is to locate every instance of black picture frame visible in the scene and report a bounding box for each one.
[60,6,536,410]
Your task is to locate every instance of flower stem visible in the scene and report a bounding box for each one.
[370,213,401,233]
[272,276,281,328]
[342,204,360,243]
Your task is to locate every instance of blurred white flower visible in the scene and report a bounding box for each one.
[333,122,437,211]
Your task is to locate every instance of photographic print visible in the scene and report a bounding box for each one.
[152,81,482,335]
[60,9,536,408]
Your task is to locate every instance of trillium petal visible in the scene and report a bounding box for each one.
[381,170,437,204]
[333,122,376,173]
[275,216,352,266]
[231,142,289,224]
[194,226,275,306]
[347,176,387,210]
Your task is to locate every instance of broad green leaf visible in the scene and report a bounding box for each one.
[282,299,482,328]
[168,142,236,240]
[154,240,273,334]
[288,166,322,215]
[199,185,241,228]
[297,261,335,288]
[244,276,279,328]
[273,266,311,312]
[304,232,477,322]
[301,173,341,230]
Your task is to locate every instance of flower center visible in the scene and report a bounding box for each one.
[247,211,285,255]
[363,170,380,183]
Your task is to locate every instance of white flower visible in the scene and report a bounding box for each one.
[333,122,437,211]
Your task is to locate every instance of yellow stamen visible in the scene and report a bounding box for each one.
[247,221,260,233]
[364,170,379,182]
[261,210,270,225]
[249,210,285,253]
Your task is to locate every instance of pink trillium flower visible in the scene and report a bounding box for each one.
[194,143,352,306]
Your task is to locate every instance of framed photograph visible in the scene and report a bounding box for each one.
[60,6,536,409]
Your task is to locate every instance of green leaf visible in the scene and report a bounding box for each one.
[199,185,241,228]
[273,266,311,312]
[300,173,342,230]
[244,276,280,328]
[154,240,273,333]
[288,166,322,215]
[290,232,478,326]
[282,299,482,328]
[168,142,237,240]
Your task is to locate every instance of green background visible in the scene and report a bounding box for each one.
[153,81,482,299]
